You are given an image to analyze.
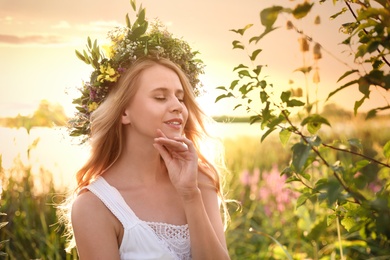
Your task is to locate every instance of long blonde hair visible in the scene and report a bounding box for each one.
[75,57,222,192]
[60,57,229,251]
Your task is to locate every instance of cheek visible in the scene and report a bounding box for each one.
[126,99,152,123]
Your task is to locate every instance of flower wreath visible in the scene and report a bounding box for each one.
[69,1,204,139]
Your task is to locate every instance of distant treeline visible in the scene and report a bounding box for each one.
[1,101,388,131]
[212,116,250,123]
[0,100,67,133]
[213,103,390,123]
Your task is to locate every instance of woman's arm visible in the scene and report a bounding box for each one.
[71,191,121,260]
[183,177,230,260]
[153,129,230,259]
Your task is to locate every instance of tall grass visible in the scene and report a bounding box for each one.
[223,135,303,259]
[223,115,390,259]
[0,155,8,258]
[0,154,78,259]
[0,114,388,259]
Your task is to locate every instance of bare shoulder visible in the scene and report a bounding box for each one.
[72,190,103,212]
[72,190,105,221]
[197,171,219,207]
[71,190,121,259]
[198,170,218,193]
[71,190,120,230]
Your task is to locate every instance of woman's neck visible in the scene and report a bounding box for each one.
[102,139,169,187]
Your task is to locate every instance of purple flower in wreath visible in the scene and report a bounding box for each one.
[89,87,98,102]
[117,67,126,74]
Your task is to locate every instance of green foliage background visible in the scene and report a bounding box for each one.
[0,108,388,259]
[216,0,390,259]
[1,0,390,259]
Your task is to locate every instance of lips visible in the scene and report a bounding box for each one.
[164,118,184,131]
[164,118,183,125]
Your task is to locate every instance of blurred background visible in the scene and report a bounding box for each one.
[1,0,389,259]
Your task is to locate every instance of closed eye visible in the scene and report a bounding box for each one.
[176,94,185,102]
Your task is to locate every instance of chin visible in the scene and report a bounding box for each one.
[161,128,184,139]
[167,132,183,139]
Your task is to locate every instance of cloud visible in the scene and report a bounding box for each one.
[51,20,71,29]
[0,34,64,45]
[0,102,38,117]
[76,20,123,32]
[0,16,14,24]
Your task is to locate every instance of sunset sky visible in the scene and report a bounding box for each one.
[1,0,388,118]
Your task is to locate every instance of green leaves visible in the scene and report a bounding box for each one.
[232,40,244,50]
[337,69,359,83]
[230,24,253,36]
[291,142,311,172]
[330,1,390,116]
[301,114,331,134]
[217,0,390,257]
[281,91,305,107]
[250,49,262,61]
[329,7,348,20]
[75,37,102,69]
[384,140,390,159]
[348,138,363,152]
[279,128,292,146]
[130,0,136,11]
[260,6,284,29]
[215,92,234,103]
[259,2,312,31]
[126,14,131,28]
[358,76,370,97]
[247,6,285,44]
[0,212,8,256]
[292,2,314,19]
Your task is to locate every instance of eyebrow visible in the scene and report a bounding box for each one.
[150,87,184,96]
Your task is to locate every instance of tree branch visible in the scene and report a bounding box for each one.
[281,109,366,204]
[343,0,390,67]
[322,142,390,168]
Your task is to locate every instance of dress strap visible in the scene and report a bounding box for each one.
[86,177,139,227]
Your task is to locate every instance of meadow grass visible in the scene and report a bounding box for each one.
[0,114,388,259]
[222,114,390,259]
[0,156,78,260]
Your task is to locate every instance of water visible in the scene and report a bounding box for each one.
[0,127,90,190]
[0,123,262,189]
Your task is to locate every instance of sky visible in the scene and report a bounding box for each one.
[1,0,389,118]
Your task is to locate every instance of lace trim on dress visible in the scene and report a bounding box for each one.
[145,221,191,260]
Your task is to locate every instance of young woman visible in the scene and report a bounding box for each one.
[70,57,230,260]
[62,3,230,258]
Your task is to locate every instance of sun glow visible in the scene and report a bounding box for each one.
[0,127,89,189]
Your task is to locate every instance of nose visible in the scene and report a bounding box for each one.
[170,97,183,113]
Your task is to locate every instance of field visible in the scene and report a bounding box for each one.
[0,112,389,259]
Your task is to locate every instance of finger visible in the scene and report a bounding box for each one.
[154,138,188,152]
[173,136,195,152]
[153,143,172,160]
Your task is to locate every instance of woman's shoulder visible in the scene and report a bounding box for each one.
[71,190,107,221]
[198,167,218,192]
[198,170,213,184]
[71,189,121,235]
[71,191,123,259]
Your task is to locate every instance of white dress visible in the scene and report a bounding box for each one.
[86,177,192,260]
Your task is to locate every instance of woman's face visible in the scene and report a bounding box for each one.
[122,64,189,140]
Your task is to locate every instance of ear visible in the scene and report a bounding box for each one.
[121,108,131,125]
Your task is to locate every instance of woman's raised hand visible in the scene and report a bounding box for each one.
[153,129,199,199]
